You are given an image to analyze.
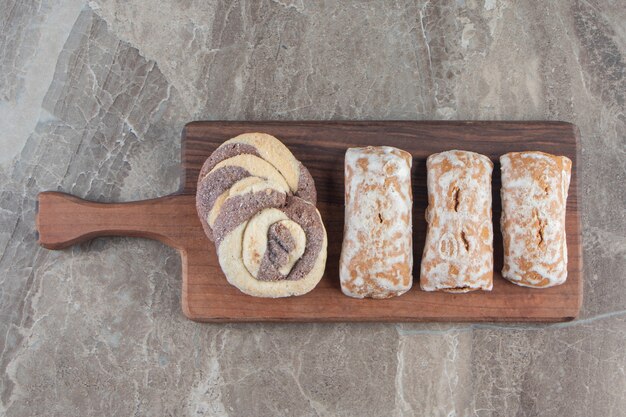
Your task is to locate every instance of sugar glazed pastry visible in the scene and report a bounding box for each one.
[500,151,572,288]
[340,146,413,299]
[420,150,493,292]
[196,133,327,298]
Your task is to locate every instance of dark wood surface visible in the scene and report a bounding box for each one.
[37,121,583,322]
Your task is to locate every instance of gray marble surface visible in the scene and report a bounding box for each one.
[1,0,625,416]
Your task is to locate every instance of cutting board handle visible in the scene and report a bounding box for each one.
[36,191,199,250]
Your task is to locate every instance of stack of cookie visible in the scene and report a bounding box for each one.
[196,133,327,298]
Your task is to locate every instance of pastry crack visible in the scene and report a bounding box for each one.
[460,230,470,252]
[532,208,547,247]
[452,187,461,212]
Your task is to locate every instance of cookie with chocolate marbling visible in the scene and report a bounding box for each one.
[196,132,327,297]
[196,133,316,241]
[216,194,327,298]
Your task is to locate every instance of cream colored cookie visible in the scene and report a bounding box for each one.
[208,154,290,192]
[196,133,325,298]
[218,204,327,298]
[242,211,306,278]
[208,177,275,227]
[222,133,303,192]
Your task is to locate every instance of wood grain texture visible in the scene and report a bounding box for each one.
[36,193,203,250]
[38,121,583,322]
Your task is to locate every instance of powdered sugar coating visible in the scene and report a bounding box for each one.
[340,146,413,299]
[500,151,572,288]
[420,150,493,292]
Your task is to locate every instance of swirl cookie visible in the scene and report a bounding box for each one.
[420,150,494,292]
[216,194,327,297]
[196,133,316,240]
[196,133,327,297]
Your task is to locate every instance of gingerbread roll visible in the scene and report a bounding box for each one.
[340,146,413,299]
[420,150,493,292]
[500,151,572,288]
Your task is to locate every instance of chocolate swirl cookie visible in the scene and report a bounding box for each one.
[196,133,327,298]
[197,133,316,240]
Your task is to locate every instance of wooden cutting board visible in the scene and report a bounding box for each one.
[37,121,583,322]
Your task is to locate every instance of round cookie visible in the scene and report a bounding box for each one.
[196,132,326,298]
[216,196,327,298]
[197,133,316,204]
[196,154,290,241]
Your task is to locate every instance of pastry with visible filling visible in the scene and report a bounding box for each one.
[420,150,493,292]
[500,151,572,288]
[340,146,413,299]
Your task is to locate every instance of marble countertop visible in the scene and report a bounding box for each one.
[1,1,625,416]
